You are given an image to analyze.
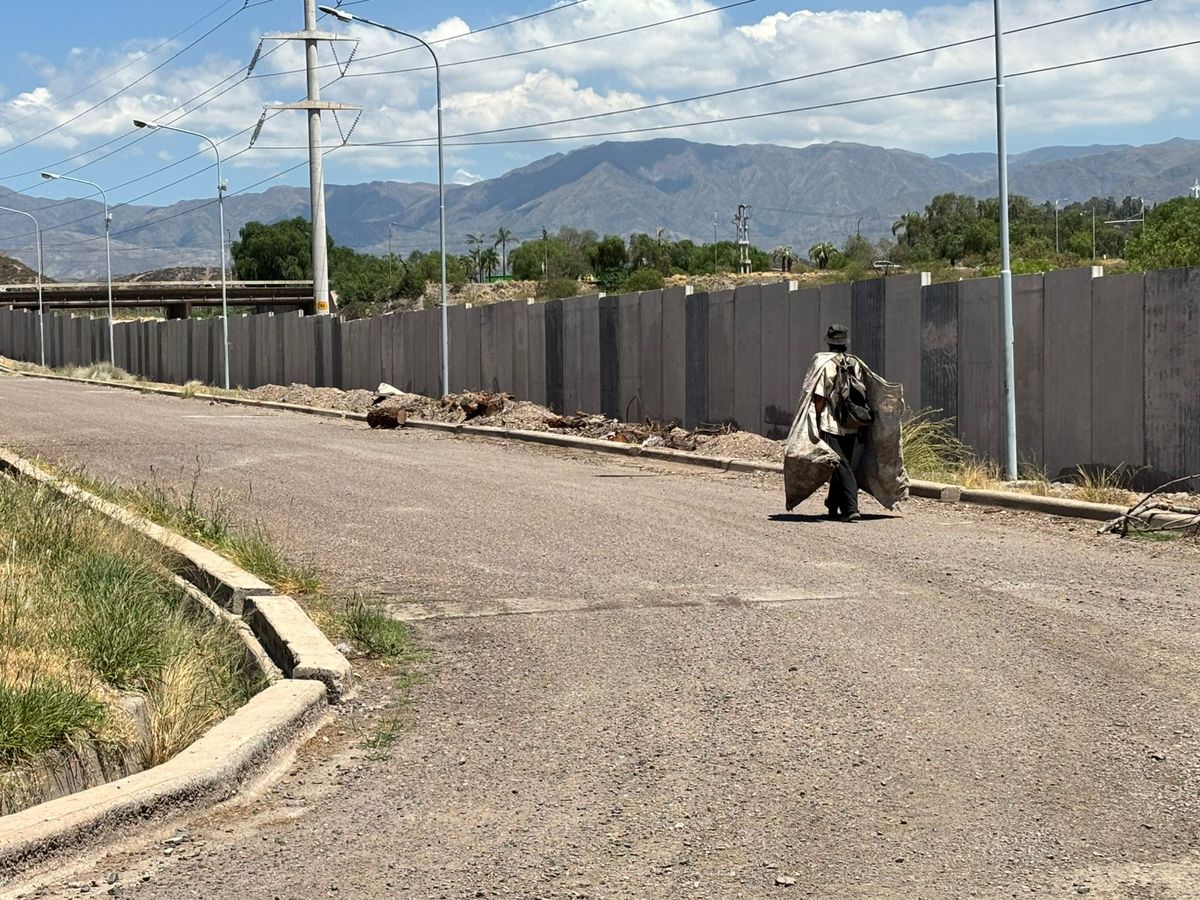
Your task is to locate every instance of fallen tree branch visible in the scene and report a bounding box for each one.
[1098,473,1200,537]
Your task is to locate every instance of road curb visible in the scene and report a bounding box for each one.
[0,680,327,888]
[0,448,353,701]
[4,366,1190,529]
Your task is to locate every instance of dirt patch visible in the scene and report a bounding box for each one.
[241,382,787,461]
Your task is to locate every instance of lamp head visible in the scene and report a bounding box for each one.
[41,172,60,180]
[132,119,158,130]
[318,5,354,22]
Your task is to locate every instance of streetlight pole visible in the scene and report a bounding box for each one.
[0,206,45,366]
[1053,198,1068,255]
[320,5,449,396]
[41,172,114,366]
[992,0,1018,481]
[133,119,231,389]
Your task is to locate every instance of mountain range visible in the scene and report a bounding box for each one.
[2,136,1199,280]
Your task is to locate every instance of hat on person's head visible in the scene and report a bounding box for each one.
[826,323,848,345]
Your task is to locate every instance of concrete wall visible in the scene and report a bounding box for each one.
[3,266,1198,483]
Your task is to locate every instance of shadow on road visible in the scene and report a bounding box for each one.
[768,512,898,523]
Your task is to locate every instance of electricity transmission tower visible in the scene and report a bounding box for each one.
[250,0,361,315]
[733,204,751,274]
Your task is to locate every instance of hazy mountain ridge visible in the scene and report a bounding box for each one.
[3,136,1198,280]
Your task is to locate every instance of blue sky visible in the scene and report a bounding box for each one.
[0,0,1196,210]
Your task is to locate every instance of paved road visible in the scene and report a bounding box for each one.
[4,374,1200,900]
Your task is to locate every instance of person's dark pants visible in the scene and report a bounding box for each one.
[821,430,860,517]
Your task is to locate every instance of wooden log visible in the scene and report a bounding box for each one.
[367,406,408,429]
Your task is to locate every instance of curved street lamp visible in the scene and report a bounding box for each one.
[0,205,45,366]
[41,172,114,365]
[134,118,231,389]
[319,4,449,396]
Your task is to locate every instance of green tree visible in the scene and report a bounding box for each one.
[480,246,501,279]
[808,241,837,270]
[232,218,326,280]
[620,267,665,292]
[493,227,518,277]
[1126,197,1200,269]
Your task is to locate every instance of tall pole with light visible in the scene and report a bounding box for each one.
[0,206,45,366]
[320,5,449,396]
[133,118,231,389]
[41,172,114,365]
[992,0,1018,480]
[1053,198,1068,255]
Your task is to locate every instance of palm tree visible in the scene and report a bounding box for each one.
[808,241,837,270]
[493,227,519,277]
[465,233,486,281]
[772,245,794,272]
[891,212,924,248]
[481,247,500,280]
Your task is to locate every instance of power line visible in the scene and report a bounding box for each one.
[0,0,251,131]
[333,35,1200,149]
[250,0,594,78]
[356,0,1156,144]
[0,3,255,160]
[340,0,759,78]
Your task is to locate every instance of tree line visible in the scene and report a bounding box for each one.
[231,196,1200,317]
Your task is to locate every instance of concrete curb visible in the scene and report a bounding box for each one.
[0,680,327,887]
[0,449,353,701]
[4,366,1193,529]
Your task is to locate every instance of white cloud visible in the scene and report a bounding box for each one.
[453,168,482,184]
[0,0,1198,201]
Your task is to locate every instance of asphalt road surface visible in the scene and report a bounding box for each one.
[3,374,1199,900]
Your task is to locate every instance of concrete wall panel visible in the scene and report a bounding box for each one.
[526,301,547,406]
[599,296,620,418]
[1043,268,1095,477]
[448,305,468,393]
[480,304,498,393]
[1013,274,1045,467]
[464,306,482,392]
[1091,273,1145,470]
[1144,267,1200,482]
[638,290,664,422]
[707,289,735,425]
[617,293,641,421]
[883,275,923,411]
[759,281,791,438]
[544,300,564,413]
[661,287,688,425]
[424,308,442,396]
[851,278,885,374]
[684,292,709,428]
[920,281,958,425]
[733,284,762,433]
[957,277,1003,462]
[512,301,530,399]
[819,282,852,341]
[788,287,821,408]
[495,301,517,395]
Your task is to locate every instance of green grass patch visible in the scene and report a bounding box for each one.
[0,475,260,790]
[337,598,419,662]
[0,677,105,766]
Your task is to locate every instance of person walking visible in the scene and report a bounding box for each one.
[809,324,869,520]
[782,324,908,519]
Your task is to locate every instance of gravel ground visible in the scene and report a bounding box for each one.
[2,374,1199,899]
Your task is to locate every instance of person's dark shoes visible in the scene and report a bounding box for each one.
[844,511,862,522]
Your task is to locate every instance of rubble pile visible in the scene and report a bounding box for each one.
[243,381,786,461]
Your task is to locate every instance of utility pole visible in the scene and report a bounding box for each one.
[993,0,1018,481]
[1191,179,1200,200]
[256,0,360,315]
[733,204,751,274]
